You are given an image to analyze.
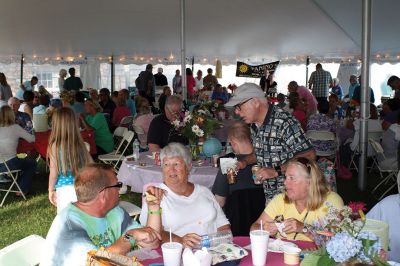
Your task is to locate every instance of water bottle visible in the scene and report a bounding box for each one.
[132,139,140,160]
[194,231,233,249]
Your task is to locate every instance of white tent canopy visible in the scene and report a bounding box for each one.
[1,0,399,63]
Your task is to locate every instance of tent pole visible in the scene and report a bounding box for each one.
[358,0,371,191]
[110,55,114,93]
[20,54,24,84]
[180,0,187,102]
[306,56,310,87]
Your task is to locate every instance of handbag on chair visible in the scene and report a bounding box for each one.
[336,152,353,180]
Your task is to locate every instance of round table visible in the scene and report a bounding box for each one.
[139,236,316,266]
[117,152,219,193]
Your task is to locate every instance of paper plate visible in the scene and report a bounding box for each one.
[268,239,299,253]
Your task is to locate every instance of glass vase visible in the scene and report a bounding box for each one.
[190,144,200,161]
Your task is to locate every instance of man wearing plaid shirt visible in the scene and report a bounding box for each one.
[308,63,333,104]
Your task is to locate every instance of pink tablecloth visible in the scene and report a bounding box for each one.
[140,236,316,266]
[117,152,218,193]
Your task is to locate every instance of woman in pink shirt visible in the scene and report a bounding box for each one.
[134,97,154,151]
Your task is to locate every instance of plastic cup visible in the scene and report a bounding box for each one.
[250,230,269,266]
[283,246,301,265]
[161,242,183,266]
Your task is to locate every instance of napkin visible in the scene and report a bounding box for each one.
[219,158,237,174]
[208,243,248,265]
[182,247,212,266]
[275,222,288,238]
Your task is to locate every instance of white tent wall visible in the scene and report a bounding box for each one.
[2,60,395,105]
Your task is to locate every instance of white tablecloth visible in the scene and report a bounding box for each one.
[117,153,219,193]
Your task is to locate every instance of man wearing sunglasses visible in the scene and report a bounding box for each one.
[42,163,163,266]
[225,83,316,203]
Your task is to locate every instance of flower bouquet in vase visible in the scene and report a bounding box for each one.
[301,202,390,266]
[172,106,219,160]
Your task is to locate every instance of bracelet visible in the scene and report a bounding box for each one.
[149,208,162,215]
[123,233,136,249]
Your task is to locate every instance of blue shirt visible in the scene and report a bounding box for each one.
[126,99,136,117]
[367,194,400,262]
[41,204,142,266]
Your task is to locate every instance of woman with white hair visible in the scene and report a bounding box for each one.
[140,142,230,248]
[58,69,67,92]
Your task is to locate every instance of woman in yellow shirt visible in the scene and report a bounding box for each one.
[251,157,343,241]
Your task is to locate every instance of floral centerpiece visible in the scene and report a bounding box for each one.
[172,105,219,160]
[302,203,389,266]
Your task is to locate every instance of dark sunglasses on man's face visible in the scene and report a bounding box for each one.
[234,98,252,111]
[99,181,123,193]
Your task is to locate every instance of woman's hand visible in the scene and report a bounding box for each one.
[48,190,57,206]
[144,186,165,207]
[180,233,201,248]
[282,218,304,234]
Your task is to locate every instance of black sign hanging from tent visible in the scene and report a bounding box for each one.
[236,61,280,78]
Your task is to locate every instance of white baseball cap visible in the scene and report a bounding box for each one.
[225,83,265,107]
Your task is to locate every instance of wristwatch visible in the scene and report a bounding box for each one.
[302,225,308,234]
[123,233,136,249]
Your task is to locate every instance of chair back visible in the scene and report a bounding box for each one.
[32,114,48,132]
[368,130,383,141]
[113,126,128,138]
[119,116,134,127]
[115,130,135,155]
[306,130,335,141]
[0,235,45,266]
[368,138,385,156]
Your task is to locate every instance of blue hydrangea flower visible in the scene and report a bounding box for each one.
[326,232,363,263]
[357,231,382,262]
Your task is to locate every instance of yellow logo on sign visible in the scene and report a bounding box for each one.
[239,64,248,73]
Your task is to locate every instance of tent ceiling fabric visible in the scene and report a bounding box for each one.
[0,0,398,61]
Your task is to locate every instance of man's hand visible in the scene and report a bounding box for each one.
[131,227,161,249]
[236,160,247,170]
[180,233,202,248]
[254,167,278,183]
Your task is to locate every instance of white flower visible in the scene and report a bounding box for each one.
[192,125,200,132]
[183,114,192,123]
[172,120,180,128]
[195,129,204,137]
[214,103,219,108]
[197,109,207,115]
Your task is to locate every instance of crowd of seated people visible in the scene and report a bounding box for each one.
[1,68,400,264]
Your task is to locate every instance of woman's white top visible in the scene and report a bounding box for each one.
[0,124,35,161]
[140,183,229,237]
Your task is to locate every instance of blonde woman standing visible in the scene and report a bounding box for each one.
[47,107,92,212]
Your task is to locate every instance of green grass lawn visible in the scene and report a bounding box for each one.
[0,161,142,249]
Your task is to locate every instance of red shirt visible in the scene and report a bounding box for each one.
[187,75,196,96]
[112,106,131,127]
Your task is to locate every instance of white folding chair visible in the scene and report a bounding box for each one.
[306,130,337,162]
[369,139,398,200]
[98,130,135,171]
[113,126,128,150]
[32,114,49,132]
[349,130,383,171]
[0,157,26,207]
[119,201,141,221]
[119,116,135,131]
[0,234,45,266]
